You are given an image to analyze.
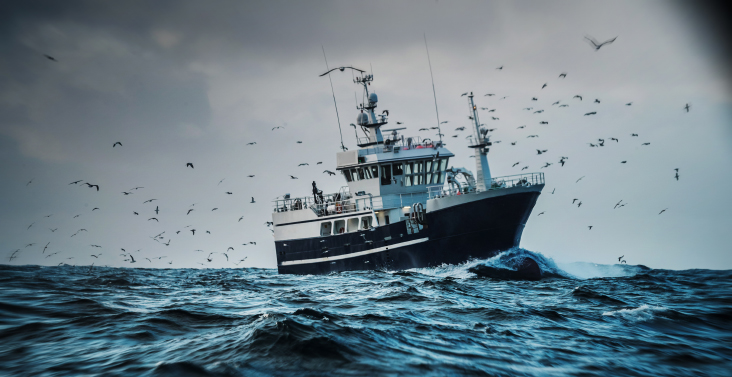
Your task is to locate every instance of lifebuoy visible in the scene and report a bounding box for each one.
[339,227,345,234]
[335,202,342,214]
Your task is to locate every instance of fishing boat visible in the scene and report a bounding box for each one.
[272,68,544,275]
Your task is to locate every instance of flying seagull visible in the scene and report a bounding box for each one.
[251,197,256,203]
[324,170,336,176]
[684,103,691,112]
[319,66,365,76]
[559,73,567,78]
[186,163,194,169]
[44,54,58,62]
[113,142,122,147]
[659,208,668,215]
[584,35,617,50]
[573,95,582,101]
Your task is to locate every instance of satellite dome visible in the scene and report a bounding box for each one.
[357,112,369,126]
[368,93,378,104]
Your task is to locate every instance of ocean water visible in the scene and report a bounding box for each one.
[1,249,731,377]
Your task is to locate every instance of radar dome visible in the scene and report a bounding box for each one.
[357,113,369,126]
[368,93,378,104]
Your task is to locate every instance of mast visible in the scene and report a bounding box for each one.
[354,73,385,145]
[466,92,492,190]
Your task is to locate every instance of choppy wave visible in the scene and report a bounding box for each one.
[0,250,731,376]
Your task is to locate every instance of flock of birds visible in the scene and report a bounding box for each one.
[391,35,688,265]
[9,35,690,268]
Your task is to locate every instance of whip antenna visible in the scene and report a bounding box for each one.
[321,45,347,151]
[424,34,442,144]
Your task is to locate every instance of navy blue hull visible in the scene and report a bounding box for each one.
[276,190,541,275]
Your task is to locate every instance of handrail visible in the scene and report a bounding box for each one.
[428,172,544,199]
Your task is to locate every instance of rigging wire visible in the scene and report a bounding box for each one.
[321,45,347,151]
[424,33,442,144]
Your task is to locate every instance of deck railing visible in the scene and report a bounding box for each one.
[357,135,443,153]
[428,172,544,199]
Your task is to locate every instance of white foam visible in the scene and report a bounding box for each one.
[603,304,667,322]
[409,248,573,279]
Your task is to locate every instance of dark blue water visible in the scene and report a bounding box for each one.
[1,249,731,376]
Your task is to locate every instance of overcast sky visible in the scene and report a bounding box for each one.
[2,0,731,270]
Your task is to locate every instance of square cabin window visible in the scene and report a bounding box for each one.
[347,218,360,233]
[360,216,373,230]
[320,222,332,236]
[334,220,346,234]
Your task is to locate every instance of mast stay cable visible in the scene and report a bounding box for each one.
[321,45,347,151]
[424,33,442,144]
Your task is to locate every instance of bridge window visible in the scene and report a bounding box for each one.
[357,168,365,180]
[343,170,352,182]
[404,175,412,187]
[320,222,332,236]
[381,164,392,185]
[370,166,379,178]
[393,163,403,176]
[426,172,433,185]
[425,160,432,173]
[351,168,360,181]
[363,167,372,179]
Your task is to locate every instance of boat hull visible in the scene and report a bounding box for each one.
[276,186,543,275]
